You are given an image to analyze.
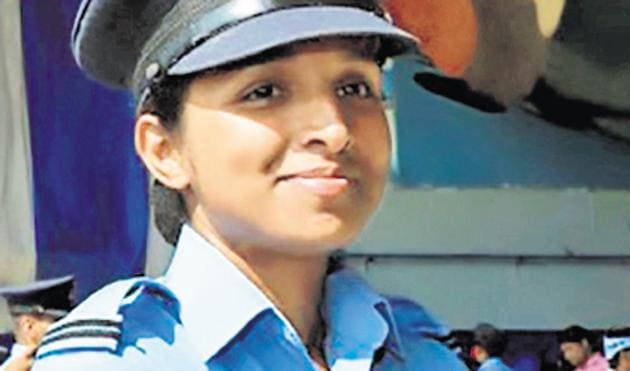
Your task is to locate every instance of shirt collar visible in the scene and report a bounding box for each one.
[164,224,403,363]
[322,269,405,365]
[163,224,273,361]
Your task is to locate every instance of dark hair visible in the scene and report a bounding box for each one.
[558,325,594,345]
[137,36,385,245]
[473,323,508,358]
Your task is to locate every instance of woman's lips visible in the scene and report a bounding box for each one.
[281,176,350,196]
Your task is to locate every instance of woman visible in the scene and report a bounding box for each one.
[32,0,467,370]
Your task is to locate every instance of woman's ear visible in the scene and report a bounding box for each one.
[135,113,190,191]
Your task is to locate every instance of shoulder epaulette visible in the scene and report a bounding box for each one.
[37,314,123,359]
[36,277,178,360]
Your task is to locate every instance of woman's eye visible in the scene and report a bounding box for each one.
[336,81,374,99]
[242,84,281,102]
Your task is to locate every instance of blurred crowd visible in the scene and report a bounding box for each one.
[448,323,630,371]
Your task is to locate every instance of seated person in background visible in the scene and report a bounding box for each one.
[0,276,74,371]
[603,328,630,371]
[559,325,609,371]
[470,323,513,371]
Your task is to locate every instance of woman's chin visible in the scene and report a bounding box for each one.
[270,228,359,256]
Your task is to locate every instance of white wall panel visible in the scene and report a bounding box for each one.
[349,187,630,329]
[355,187,630,255]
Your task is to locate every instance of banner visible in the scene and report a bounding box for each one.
[21,0,148,299]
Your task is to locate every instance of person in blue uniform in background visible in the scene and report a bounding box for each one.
[0,276,74,371]
[470,323,513,371]
[32,0,468,370]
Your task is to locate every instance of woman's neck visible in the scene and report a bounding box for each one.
[238,247,329,345]
[226,243,331,369]
[190,216,329,346]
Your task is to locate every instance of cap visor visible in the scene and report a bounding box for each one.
[168,6,417,75]
[0,275,74,297]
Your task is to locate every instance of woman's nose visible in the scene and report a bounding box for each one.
[298,99,353,155]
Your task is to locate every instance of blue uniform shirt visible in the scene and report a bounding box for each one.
[32,225,467,370]
[479,357,514,371]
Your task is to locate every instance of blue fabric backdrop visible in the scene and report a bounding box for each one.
[21,0,147,299]
[390,57,630,188]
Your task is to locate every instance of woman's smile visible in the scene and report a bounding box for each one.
[276,163,353,197]
[279,175,351,197]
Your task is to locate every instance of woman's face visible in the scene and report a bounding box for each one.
[172,41,390,255]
